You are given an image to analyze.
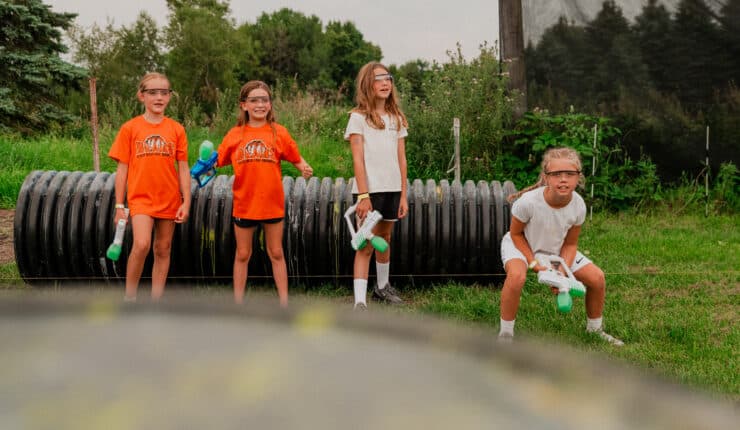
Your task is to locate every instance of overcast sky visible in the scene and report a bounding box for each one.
[46,0,501,65]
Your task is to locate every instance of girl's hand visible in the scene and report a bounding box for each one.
[175,204,190,223]
[301,164,313,179]
[356,198,372,221]
[398,197,408,219]
[114,207,128,225]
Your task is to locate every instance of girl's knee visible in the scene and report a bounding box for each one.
[588,266,606,289]
[131,237,151,255]
[235,248,251,263]
[503,271,527,292]
[152,241,172,258]
[266,246,284,262]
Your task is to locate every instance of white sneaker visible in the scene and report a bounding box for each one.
[589,329,624,346]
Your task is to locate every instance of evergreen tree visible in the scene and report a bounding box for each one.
[718,0,740,86]
[670,0,723,108]
[525,17,590,109]
[633,0,674,94]
[0,0,86,133]
[584,0,649,111]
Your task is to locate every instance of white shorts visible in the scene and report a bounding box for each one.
[500,233,592,272]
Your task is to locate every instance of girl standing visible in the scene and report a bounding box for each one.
[498,147,623,345]
[109,72,191,302]
[345,62,409,310]
[216,81,312,306]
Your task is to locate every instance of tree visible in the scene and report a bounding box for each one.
[164,0,242,119]
[0,0,86,133]
[323,20,381,97]
[69,12,164,120]
[247,8,328,86]
[670,0,724,108]
[525,17,591,109]
[584,0,649,111]
[718,0,740,87]
[633,0,674,94]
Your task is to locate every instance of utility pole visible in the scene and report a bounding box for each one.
[499,0,527,118]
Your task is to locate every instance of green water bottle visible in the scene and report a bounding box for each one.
[199,140,214,160]
[370,236,389,253]
[106,211,128,261]
[556,291,573,313]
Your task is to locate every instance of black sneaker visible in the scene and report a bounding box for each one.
[372,283,404,304]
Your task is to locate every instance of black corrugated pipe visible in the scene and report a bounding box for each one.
[13,171,517,284]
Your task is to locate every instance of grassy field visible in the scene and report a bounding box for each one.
[1,134,738,402]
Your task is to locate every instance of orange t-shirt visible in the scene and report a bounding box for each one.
[217,123,301,220]
[108,116,188,218]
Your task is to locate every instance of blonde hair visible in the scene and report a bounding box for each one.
[237,80,275,126]
[508,147,585,202]
[137,72,170,93]
[352,61,408,130]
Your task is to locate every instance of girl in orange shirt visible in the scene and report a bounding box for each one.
[217,81,313,306]
[109,72,191,302]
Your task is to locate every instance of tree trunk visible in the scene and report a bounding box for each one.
[499,0,527,118]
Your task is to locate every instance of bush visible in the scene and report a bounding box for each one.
[400,45,512,181]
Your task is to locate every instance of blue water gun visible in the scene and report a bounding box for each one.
[190,140,218,187]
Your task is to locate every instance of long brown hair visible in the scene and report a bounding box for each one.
[237,80,275,126]
[352,61,408,130]
[508,147,585,202]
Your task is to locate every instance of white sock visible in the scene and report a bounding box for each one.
[587,317,603,332]
[376,262,390,289]
[499,319,515,336]
[353,279,368,305]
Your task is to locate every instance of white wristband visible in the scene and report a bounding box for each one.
[528,259,538,270]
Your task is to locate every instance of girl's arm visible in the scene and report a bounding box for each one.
[509,216,540,270]
[176,159,191,223]
[397,137,408,219]
[560,224,581,267]
[349,133,372,219]
[291,156,313,179]
[113,162,128,223]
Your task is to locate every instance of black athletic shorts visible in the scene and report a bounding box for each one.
[232,216,283,229]
[354,192,401,221]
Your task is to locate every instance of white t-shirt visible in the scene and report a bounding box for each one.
[343,111,408,193]
[510,186,586,256]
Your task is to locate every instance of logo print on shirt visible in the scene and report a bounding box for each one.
[236,139,276,164]
[135,134,174,158]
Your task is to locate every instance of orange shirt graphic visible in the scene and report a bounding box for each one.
[108,116,188,218]
[217,123,301,219]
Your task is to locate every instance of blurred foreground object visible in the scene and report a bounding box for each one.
[0,292,736,429]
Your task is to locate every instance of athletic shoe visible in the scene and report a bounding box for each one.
[589,329,624,346]
[372,283,404,304]
[353,302,368,311]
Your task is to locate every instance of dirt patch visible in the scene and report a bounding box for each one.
[0,209,14,265]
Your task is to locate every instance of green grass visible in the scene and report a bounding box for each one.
[403,213,740,401]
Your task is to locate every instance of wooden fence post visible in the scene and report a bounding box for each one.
[89,77,100,172]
